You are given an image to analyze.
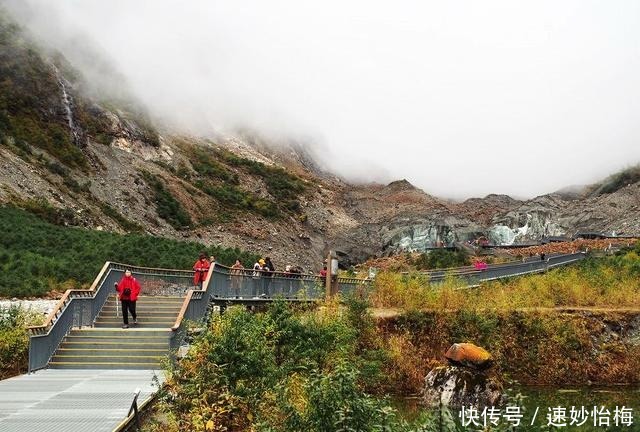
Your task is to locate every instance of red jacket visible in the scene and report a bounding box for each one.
[116,275,141,301]
[193,259,211,285]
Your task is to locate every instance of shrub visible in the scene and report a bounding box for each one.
[150,301,418,432]
[0,15,88,170]
[413,249,470,270]
[594,164,640,195]
[99,202,144,232]
[140,170,192,229]
[370,247,640,311]
[0,305,43,379]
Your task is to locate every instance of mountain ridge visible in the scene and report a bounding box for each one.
[1,10,639,269]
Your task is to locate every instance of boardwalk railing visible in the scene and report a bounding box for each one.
[27,262,194,372]
[29,253,585,371]
[407,252,587,286]
[169,264,371,351]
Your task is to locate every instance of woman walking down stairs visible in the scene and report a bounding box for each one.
[48,295,183,370]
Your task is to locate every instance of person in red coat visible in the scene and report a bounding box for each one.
[193,252,211,289]
[115,269,141,328]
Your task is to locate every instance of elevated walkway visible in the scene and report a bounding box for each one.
[0,254,588,430]
[0,369,162,432]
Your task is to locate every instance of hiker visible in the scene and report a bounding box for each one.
[230,259,244,298]
[319,265,327,278]
[193,252,210,289]
[284,265,294,297]
[263,257,275,297]
[252,258,264,297]
[115,269,141,329]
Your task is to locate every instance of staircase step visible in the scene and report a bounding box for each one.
[64,336,170,343]
[70,328,172,336]
[106,296,184,303]
[103,301,184,307]
[95,317,178,323]
[49,361,161,370]
[52,354,163,364]
[95,317,175,322]
[94,323,174,329]
[56,348,168,356]
[61,341,169,349]
[101,306,181,312]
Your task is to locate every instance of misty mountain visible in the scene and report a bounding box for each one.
[0,10,639,269]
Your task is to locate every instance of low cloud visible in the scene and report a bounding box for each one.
[4,0,640,199]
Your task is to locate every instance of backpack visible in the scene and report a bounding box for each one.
[252,263,262,278]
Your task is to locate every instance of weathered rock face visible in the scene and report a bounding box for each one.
[424,344,501,408]
[423,366,503,409]
[1,8,639,273]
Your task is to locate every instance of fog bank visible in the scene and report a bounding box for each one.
[4,0,640,198]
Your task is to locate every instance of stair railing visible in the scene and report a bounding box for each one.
[27,262,195,372]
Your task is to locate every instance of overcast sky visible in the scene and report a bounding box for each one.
[4,0,640,199]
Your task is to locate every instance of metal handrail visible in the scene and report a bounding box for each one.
[169,262,371,344]
[27,260,371,370]
[28,261,195,336]
[28,261,112,335]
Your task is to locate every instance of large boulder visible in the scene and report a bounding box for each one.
[423,365,503,409]
[424,343,502,408]
[444,343,493,370]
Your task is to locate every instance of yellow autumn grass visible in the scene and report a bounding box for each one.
[370,257,640,311]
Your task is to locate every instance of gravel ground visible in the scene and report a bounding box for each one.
[0,299,58,316]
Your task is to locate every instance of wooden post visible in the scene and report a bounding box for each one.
[325,251,332,301]
[325,251,339,300]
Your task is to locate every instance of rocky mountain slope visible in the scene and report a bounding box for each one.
[1,10,638,270]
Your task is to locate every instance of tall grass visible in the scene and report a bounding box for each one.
[370,246,640,311]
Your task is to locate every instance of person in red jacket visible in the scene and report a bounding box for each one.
[115,269,141,329]
[193,252,211,289]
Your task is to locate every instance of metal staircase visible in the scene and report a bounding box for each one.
[47,295,184,369]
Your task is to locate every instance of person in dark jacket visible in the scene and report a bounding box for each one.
[263,257,275,297]
[115,269,141,329]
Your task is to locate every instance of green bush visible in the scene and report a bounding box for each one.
[0,206,257,297]
[140,170,192,229]
[99,202,144,232]
[0,305,42,379]
[197,182,281,219]
[595,164,640,195]
[179,142,307,219]
[414,249,470,270]
[151,301,422,432]
[214,147,307,203]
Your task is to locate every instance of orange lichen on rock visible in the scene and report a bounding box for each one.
[445,343,494,370]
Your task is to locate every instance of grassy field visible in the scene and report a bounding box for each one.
[0,206,258,297]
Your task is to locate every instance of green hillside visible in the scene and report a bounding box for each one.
[0,206,258,297]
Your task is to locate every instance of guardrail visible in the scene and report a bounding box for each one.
[169,264,372,351]
[30,253,583,372]
[416,252,587,286]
